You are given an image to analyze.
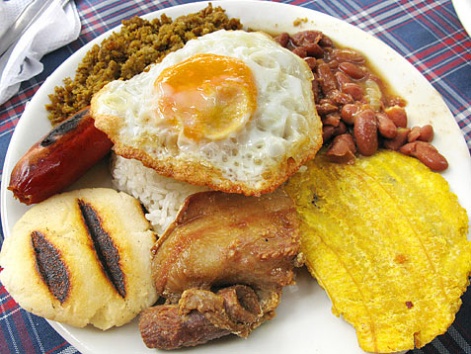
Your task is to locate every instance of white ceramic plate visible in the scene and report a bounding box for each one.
[2,1,471,353]
[452,0,471,36]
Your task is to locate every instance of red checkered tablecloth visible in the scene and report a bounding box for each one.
[0,1,470,353]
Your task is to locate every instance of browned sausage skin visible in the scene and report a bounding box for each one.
[8,107,113,205]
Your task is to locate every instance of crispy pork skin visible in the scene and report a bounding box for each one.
[151,189,300,301]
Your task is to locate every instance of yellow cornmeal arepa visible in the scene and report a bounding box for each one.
[284,150,471,353]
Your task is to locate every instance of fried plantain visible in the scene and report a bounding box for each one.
[284,150,471,353]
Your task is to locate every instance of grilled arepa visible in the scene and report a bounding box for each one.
[284,150,471,353]
[0,188,157,330]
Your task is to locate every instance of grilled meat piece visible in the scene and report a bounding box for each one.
[139,285,263,349]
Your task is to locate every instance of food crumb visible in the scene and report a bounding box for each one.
[293,17,308,26]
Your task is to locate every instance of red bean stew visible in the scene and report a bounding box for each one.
[275,30,448,171]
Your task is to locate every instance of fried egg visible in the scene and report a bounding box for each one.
[91,30,322,195]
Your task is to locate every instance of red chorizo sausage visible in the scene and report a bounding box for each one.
[8,107,113,205]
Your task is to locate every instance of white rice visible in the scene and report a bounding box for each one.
[111,155,209,235]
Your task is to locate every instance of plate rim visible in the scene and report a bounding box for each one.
[452,0,471,36]
[1,1,470,353]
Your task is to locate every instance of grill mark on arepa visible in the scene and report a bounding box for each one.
[78,199,126,298]
[31,231,70,303]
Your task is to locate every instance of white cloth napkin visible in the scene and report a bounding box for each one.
[0,0,81,105]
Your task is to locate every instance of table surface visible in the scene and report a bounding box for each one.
[0,0,470,353]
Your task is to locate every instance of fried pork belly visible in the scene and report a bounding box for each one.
[139,189,300,349]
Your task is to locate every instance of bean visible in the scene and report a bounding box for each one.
[292,46,307,58]
[319,34,334,47]
[274,32,290,47]
[326,134,357,164]
[327,59,339,70]
[291,30,323,46]
[338,61,366,79]
[385,105,408,128]
[408,126,421,142]
[399,141,448,171]
[408,125,434,143]
[335,71,352,87]
[334,121,348,136]
[304,57,317,70]
[354,109,378,156]
[316,102,338,115]
[340,103,361,124]
[419,124,434,142]
[382,127,410,151]
[376,112,397,139]
[322,121,347,144]
[304,43,324,58]
[323,113,341,127]
[317,61,337,94]
[327,89,354,105]
[330,48,365,64]
[341,83,363,101]
[322,125,336,142]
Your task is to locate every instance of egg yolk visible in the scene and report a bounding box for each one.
[155,53,257,141]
